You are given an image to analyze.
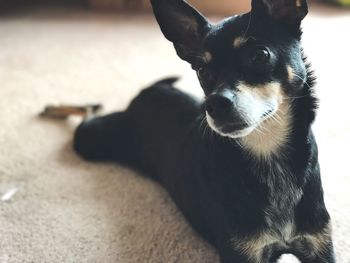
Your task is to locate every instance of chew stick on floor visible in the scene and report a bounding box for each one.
[40,104,103,119]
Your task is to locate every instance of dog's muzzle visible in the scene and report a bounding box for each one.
[205,89,249,134]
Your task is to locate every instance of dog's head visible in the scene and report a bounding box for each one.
[151,0,310,143]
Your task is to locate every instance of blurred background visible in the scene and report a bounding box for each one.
[0,1,349,263]
[0,0,250,14]
[1,0,349,13]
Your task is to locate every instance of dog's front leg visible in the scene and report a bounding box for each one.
[297,238,336,263]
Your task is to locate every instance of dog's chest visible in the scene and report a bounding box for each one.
[233,159,303,261]
[262,161,302,227]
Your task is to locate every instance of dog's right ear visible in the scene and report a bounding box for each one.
[252,0,308,25]
[151,0,211,66]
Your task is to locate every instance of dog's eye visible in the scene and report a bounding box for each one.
[197,68,212,82]
[250,47,270,64]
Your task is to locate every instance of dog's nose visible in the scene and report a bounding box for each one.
[205,90,234,121]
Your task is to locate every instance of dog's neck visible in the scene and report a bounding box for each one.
[239,73,317,161]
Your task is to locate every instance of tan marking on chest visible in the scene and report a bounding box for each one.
[237,82,292,157]
[232,220,295,261]
[232,222,332,261]
[240,101,292,157]
[302,223,333,255]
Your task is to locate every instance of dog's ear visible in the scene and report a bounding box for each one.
[252,0,308,25]
[151,0,210,65]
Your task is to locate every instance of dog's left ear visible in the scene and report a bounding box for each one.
[252,0,308,25]
[151,0,211,65]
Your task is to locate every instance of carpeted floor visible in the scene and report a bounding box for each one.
[0,4,349,263]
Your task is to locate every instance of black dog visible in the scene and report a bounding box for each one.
[73,0,335,262]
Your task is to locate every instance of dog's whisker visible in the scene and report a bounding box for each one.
[285,94,309,100]
[205,124,211,139]
[234,138,243,148]
[199,116,206,129]
[200,116,211,139]
[293,73,312,89]
[254,126,265,135]
[270,114,283,125]
[275,113,283,123]
[242,11,252,39]
[216,82,227,90]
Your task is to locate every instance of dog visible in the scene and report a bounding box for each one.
[71,0,336,262]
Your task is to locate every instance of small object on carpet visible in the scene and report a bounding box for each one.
[1,187,19,202]
[40,104,103,119]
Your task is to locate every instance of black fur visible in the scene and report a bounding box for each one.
[73,1,335,262]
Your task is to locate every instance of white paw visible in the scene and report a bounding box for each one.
[278,254,301,263]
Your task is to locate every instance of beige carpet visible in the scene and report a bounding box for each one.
[0,4,349,263]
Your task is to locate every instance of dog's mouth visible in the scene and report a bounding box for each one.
[205,109,275,139]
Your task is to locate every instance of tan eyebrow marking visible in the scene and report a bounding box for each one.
[287,65,295,82]
[204,51,213,63]
[233,37,247,48]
